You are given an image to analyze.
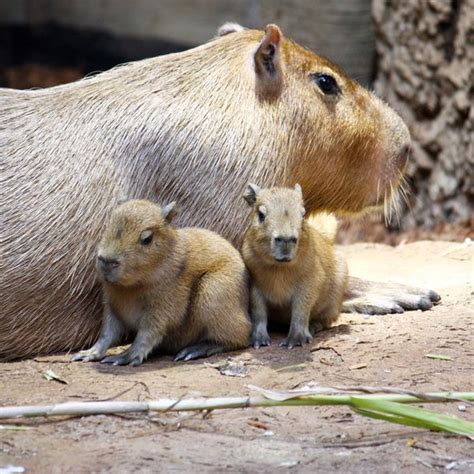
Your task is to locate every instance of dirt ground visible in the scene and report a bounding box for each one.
[0,240,472,473]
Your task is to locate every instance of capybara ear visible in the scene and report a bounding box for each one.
[294,183,303,197]
[217,22,244,37]
[254,24,283,99]
[117,196,128,206]
[162,201,178,223]
[243,183,261,206]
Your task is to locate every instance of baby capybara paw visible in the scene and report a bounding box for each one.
[100,352,144,366]
[71,347,104,362]
[251,325,271,349]
[174,343,225,361]
[280,328,312,349]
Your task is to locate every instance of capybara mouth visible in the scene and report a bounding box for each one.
[99,267,121,284]
[102,273,119,284]
[274,256,292,263]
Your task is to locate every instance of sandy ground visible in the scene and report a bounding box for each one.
[0,240,472,473]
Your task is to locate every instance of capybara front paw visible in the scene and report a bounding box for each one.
[280,328,312,349]
[70,347,104,362]
[251,325,271,349]
[100,352,144,366]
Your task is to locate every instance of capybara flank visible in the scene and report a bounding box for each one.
[242,184,347,349]
[72,200,251,366]
[0,23,439,360]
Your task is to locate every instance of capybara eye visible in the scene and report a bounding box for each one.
[311,73,340,96]
[140,231,153,246]
[258,211,266,223]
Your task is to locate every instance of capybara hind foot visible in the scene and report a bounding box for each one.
[343,277,440,315]
[174,343,225,361]
[280,327,312,349]
[71,347,105,362]
[343,298,404,315]
[251,324,271,349]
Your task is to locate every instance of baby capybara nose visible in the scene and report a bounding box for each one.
[97,255,119,271]
[275,236,298,245]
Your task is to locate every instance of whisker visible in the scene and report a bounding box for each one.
[384,188,390,226]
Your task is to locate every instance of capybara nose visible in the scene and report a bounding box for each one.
[274,236,298,245]
[397,143,411,170]
[97,255,119,271]
[273,236,298,262]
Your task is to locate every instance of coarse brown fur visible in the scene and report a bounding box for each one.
[242,185,347,348]
[72,200,250,366]
[1,24,435,360]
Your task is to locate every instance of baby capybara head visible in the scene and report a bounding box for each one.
[223,24,410,215]
[97,200,177,286]
[244,183,306,264]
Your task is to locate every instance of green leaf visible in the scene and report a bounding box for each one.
[425,354,453,361]
[349,397,474,438]
[43,369,68,384]
[0,424,31,431]
[275,363,308,373]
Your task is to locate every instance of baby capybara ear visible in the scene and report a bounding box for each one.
[243,183,262,206]
[254,24,283,99]
[161,201,178,223]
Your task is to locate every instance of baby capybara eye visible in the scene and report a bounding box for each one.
[311,73,341,96]
[140,231,153,246]
[258,211,266,223]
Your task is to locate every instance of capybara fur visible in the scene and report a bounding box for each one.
[71,200,250,365]
[1,23,437,360]
[242,184,347,349]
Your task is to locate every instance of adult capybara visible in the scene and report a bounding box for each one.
[0,24,439,360]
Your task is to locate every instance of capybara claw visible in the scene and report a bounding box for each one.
[280,330,312,349]
[101,353,143,366]
[70,348,103,362]
[429,290,441,304]
[174,343,225,361]
[251,327,271,349]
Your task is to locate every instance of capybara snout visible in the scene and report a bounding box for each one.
[272,235,298,262]
[96,255,120,283]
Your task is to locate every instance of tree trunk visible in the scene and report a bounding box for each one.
[373,0,474,229]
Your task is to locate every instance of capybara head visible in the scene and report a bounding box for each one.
[244,183,306,264]
[219,24,410,215]
[97,200,178,286]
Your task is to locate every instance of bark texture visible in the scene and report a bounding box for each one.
[373,0,474,228]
